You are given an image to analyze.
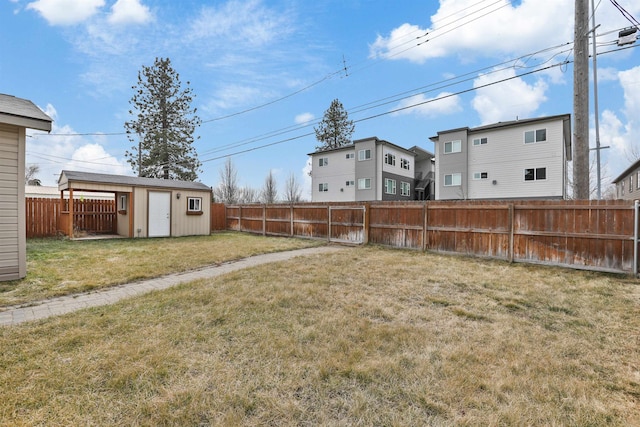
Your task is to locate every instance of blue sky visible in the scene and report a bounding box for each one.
[2,0,639,199]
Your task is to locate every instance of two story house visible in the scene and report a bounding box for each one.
[309,137,431,202]
[612,158,640,200]
[429,114,572,200]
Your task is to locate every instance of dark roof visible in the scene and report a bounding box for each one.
[307,136,416,156]
[612,158,640,184]
[59,170,211,191]
[429,114,571,140]
[0,94,52,131]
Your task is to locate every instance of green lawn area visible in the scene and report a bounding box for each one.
[0,237,639,425]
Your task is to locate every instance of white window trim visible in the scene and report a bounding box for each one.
[524,129,547,144]
[384,152,396,166]
[400,158,410,170]
[524,167,547,182]
[318,157,328,167]
[358,149,371,161]
[358,178,371,190]
[119,194,127,211]
[473,172,488,180]
[346,153,354,159]
[400,181,410,196]
[318,183,328,192]
[444,140,462,154]
[187,197,202,212]
[384,178,396,194]
[473,137,487,146]
[444,173,462,187]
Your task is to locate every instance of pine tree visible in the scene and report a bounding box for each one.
[314,99,355,151]
[125,57,202,181]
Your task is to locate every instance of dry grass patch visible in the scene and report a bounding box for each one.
[0,232,321,307]
[0,246,639,425]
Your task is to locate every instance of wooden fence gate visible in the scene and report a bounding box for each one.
[328,206,366,244]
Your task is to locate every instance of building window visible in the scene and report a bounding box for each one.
[384,153,396,166]
[187,197,202,212]
[524,129,547,144]
[524,167,547,181]
[345,180,355,186]
[358,149,371,161]
[444,173,462,186]
[444,140,462,154]
[318,157,328,167]
[384,178,396,194]
[318,183,328,192]
[358,178,371,189]
[400,158,410,170]
[119,194,127,211]
[346,153,354,159]
[473,137,488,146]
[630,175,634,192]
[473,172,488,180]
[400,181,410,196]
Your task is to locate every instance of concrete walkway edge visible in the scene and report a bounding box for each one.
[0,246,349,327]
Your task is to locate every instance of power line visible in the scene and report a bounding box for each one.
[200,59,571,164]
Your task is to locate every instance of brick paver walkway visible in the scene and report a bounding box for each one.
[0,246,348,326]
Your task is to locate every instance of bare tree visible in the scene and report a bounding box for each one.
[239,186,259,203]
[25,164,41,185]
[260,170,278,204]
[214,157,239,203]
[283,172,302,203]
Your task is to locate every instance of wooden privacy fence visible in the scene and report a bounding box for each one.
[26,198,116,238]
[223,200,638,275]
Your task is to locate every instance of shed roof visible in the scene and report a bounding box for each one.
[0,94,52,131]
[58,170,211,192]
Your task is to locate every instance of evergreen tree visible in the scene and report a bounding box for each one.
[314,99,355,151]
[125,57,202,181]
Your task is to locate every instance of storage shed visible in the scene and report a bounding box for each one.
[0,94,53,281]
[58,171,212,238]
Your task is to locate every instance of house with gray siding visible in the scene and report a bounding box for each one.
[612,159,640,200]
[429,114,572,200]
[309,137,431,202]
[0,94,52,281]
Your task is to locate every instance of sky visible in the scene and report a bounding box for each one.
[2,0,639,199]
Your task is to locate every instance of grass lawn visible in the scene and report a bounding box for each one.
[0,243,639,425]
[0,232,322,307]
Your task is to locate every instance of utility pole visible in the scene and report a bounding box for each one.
[573,0,590,200]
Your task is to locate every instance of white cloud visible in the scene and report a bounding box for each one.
[188,0,292,47]
[369,0,638,64]
[108,0,152,25]
[471,68,548,124]
[26,104,130,186]
[392,92,462,117]
[26,0,104,26]
[601,66,640,181]
[295,113,314,124]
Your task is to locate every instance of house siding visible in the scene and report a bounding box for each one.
[435,129,468,200]
[434,116,569,200]
[467,120,565,199]
[311,147,356,202]
[355,139,377,201]
[0,123,24,280]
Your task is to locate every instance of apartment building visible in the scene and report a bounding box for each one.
[309,137,429,202]
[429,114,572,200]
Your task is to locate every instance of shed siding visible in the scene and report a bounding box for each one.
[0,123,24,280]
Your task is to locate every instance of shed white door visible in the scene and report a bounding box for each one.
[148,191,171,237]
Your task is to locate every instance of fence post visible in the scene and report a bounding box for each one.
[290,205,294,237]
[262,205,266,236]
[508,203,514,263]
[634,200,638,276]
[327,205,332,242]
[422,201,428,252]
[363,203,370,245]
